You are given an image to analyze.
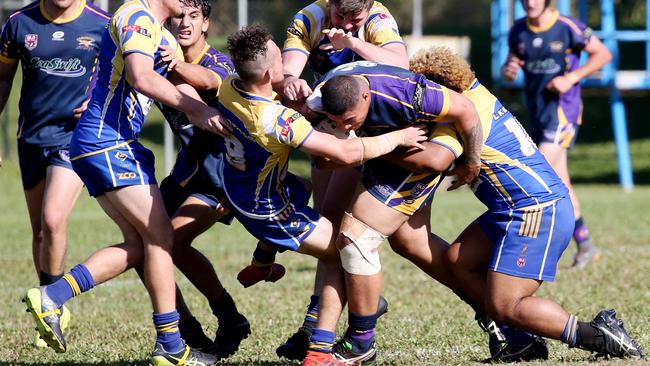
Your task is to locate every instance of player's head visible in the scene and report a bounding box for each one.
[170,0,210,48]
[521,0,552,19]
[409,47,475,93]
[227,25,283,85]
[329,0,374,32]
[321,75,371,131]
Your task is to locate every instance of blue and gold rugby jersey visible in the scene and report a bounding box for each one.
[284,0,403,78]
[508,9,591,127]
[159,44,234,187]
[71,0,183,156]
[431,80,568,211]
[0,0,109,147]
[308,61,450,135]
[218,76,315,218]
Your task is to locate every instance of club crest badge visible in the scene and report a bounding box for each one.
[25,34,38,51]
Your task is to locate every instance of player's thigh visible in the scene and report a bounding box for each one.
[41,165,83,226]
[171,195,224,247]
[104,184,173,244]
[319,167,362,226]
[96,194,143,248]
[348,184,409,237]
[388,202,433,254]
[447,218,492,271]
[538,143,568,174]
[297,216,339,261]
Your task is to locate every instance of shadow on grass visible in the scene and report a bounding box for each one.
[572,167,650,185]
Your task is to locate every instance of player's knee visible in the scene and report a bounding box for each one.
[337,212,385,275]
[444,243,462,268]
[485,294,519,325]
[41,210,67,236]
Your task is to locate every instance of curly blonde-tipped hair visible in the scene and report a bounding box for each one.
[409,47,475,93]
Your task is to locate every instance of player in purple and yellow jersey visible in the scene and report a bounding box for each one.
[22,0,230,365]
[0,0,109,348]
[503,0,612,269]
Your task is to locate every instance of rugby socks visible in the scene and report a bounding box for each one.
[153,310,184,353]
[45,264,95,307]
[561,314,605,351]
[303,295,320,329]
[39,271,63,286]
[308,328,336,353]
[209,290,240,323]
[345,312,377,352]
[573,217,591,248]
[252,242,277,266]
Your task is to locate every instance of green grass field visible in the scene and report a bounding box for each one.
[1,64,650,365]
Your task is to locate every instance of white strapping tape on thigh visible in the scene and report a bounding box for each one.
[339,212,386,275]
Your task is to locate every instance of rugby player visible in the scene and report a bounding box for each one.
[219,25,427,366]
[0,0,109,347]
[503,0,612,268]
[23,0,229,364]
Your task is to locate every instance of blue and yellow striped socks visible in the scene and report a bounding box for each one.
[561,314,578,346]
[308,328,336,353]
[44,264,95,308]
[153,310,184,353]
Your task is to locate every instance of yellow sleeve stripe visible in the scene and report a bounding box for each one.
[0,54,18,64]
[435,87,451,121]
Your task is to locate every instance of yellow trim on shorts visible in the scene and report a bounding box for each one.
[70,139,134,161]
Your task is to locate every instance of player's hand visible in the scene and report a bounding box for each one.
[397,125,428,150]
[73,99,90,120]
[188,106,232,137]
[546,73,578,94]
[320,28,355,51]
[502,55,524,81]
[447,160,481,191]
[159,44,180,71]
[283,75,312,101]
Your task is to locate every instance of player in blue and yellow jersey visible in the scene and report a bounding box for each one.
[153,0,266,358]
[503,0,612,268]
[300,61,482,365]
[0,0,109,295]
[22,0,230,365]
[0,0,109,348]
[389,47,644,362]
[220,26,428,366]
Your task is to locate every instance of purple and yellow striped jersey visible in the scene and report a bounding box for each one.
[0,0,109,147]
[431,80,568,211]
[218,76,314,218]
[508,9,591,126]
[308,61,450,134]
[71,0,182,157]
[283,0,403,78]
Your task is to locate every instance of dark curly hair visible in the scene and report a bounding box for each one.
[181,0,211,18]
[227,25,273,83]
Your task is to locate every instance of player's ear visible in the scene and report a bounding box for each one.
[202,17,209,34]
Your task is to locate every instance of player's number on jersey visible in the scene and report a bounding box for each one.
[504,118,536,156]
[224,135,246,171]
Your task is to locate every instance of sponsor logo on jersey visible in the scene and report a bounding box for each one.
[24,34,38,50]
[52,31,64,41]
[122,24,151,38]
[29,57,86,77]
[517,42,526,55]
[115,151,128,162]
[77,36,97,50]
[525,58,561,74]
[550,41,564,53]
[287,25,304,39]
[117,171,137,180]
[368,13,399,35]
[532,37,543,48]
[280,112,301,137]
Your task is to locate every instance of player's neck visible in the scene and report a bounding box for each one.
[145,0,172,24]
[183,38,207,64]
[528,8,554,27]
[238,80,274,98]
[42,0,82,20]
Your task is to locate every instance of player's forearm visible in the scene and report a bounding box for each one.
[173,62,220,92]
[0,79,13,117]
[349,39,409,69]
[133,70,206,115]
[459,121,483,166]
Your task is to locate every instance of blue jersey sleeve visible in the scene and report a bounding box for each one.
[0,19,18,64]
[559,16,591,52]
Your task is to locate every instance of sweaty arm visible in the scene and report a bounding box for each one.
[125,53,229,136]
[0,60,17,116]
